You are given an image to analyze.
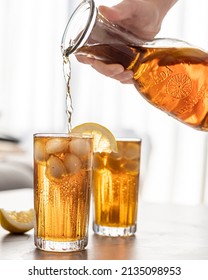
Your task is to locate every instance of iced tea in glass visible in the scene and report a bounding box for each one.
[34,133,93,252]
[92,138,141,237]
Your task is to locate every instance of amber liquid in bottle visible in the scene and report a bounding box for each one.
[76,44,208,131]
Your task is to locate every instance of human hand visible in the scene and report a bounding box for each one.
[76,0,178,84]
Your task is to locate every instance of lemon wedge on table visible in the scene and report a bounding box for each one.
[71,122,117,153]
[0,208,34,234]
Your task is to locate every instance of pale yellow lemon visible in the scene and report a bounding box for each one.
[0,208,34,234]
[71,122,117,153]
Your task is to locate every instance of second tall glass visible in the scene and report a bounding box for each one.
[92,138,142,237]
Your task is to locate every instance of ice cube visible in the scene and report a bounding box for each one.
[46,138,68,154]
[107,156,121,172]
[123,142,140,160]
[117,141,124,152]
[64,153,82,174]
[123,160,139,174]
[34,141,49,161]
[109,150,122,160]
[47,156,67,179]
[69,138,91,157]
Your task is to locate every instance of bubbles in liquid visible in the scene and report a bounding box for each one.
[123,160,139,173]
[34,135,92,242]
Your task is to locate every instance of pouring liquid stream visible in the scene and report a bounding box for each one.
[62,53,73,132]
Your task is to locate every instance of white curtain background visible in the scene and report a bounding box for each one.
[0,0,208,205]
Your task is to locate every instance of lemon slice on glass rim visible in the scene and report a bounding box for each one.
[0,208,34,234]
[71,122,117,153]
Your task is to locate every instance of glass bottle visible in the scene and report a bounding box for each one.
[61,0,208,131]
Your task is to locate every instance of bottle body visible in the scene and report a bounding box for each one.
[78,42,208,130]
[62,0,208,131]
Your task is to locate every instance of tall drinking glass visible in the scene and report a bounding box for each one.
[34,133,93,252]
[92,138,142,237]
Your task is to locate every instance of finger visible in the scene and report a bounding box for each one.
[112,70,134,84]
[76,55,95,65]
[91,60,134,83]
[76,55,134,83]
[98,6,122,21]
[99,1,136,22]
[90,59,125,77]
[99,2,158,40]
[76,55,125,77]
[120,79,134,84]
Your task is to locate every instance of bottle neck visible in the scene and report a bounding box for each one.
[61,0,97,57]
[61,0,192,59]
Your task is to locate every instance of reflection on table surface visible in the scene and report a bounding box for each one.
[0,188,208,260]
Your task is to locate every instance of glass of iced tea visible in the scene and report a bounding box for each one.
[92,138,142,237]
[33,133,93,252]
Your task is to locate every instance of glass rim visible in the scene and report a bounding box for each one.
[61,0,97,56]
[115,137,142,142]
[33,133,93,139]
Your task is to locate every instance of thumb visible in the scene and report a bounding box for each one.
[98,1,132,22]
